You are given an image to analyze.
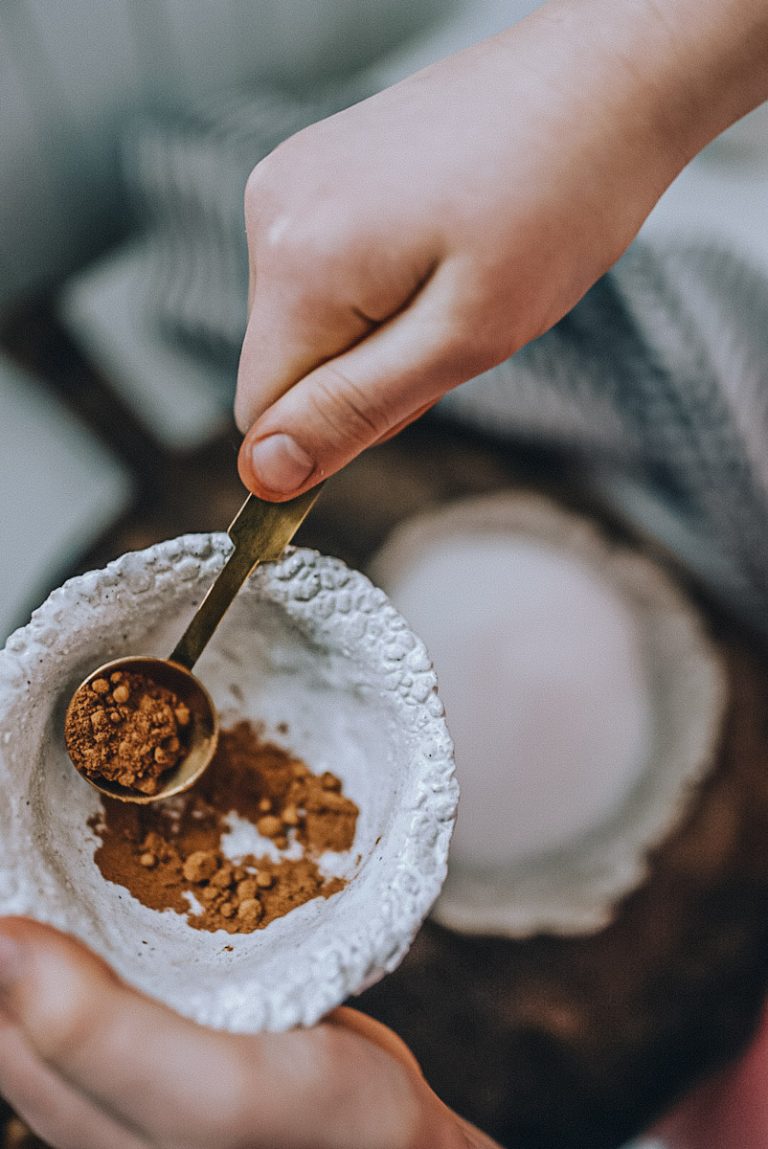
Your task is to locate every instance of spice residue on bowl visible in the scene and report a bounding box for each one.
[65,670,190,795]
[88,721,359,933]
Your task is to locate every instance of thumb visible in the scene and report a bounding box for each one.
[237,265,492,500]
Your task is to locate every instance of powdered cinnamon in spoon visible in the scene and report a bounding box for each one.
[88,721,358,933]
[66,670,190,795]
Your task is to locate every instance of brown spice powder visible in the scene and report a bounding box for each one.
[88,721,359,933]
[65,671,189,794]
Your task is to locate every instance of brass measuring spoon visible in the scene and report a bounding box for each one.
[64,488,321,804]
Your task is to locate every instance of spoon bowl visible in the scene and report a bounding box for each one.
[65,655,219,804]
[63,489,320,803]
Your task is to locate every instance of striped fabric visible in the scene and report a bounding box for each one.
[442,242,768,629]
[107,77,768,635]
[0,0,448,305]
[122,81,359,358]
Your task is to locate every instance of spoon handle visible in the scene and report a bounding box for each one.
[169,488,322,670]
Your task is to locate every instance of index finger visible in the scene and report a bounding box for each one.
[0,919,429,1149]
[235,273,373,433]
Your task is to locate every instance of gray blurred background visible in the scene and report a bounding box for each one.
[2,3,768,1146]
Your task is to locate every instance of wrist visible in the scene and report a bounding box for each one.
[624,0,768,160]
[493,0,768,220]
[540,0,768,167]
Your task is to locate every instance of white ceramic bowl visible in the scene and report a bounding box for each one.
[371,492,726,938]
[0,535,457,1032]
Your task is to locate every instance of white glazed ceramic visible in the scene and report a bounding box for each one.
[0,535,457,1032]
[371,492,727,938]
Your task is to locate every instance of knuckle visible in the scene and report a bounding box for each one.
[259,210,342,277]
[243,158,276,230]
[309,365,393,445]
[244,148,301,246]
[32,992,99,1066]
[245,150,346,275]
[23,954,125,1072]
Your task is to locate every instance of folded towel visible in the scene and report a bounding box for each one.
[442,241,768,627]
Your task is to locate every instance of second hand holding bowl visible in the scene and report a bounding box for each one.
[64,487,322,804]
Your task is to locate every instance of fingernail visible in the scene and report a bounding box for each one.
[0,932,23,991]
[248,434,314,494]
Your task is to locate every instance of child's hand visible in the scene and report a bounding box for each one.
[236,0,768,500]
[0,918,494,1149]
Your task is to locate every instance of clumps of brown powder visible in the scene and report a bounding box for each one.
[88,721,359,934]
[65,671,190,794]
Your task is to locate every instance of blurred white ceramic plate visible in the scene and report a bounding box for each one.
[371,492,725,938]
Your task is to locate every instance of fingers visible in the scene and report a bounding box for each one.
[236,154,432,438]
[237,263,498,500]
[0,919,276,1147]
[0,1016,147,1149]
[0,919,438,1149]
[236,140,447,492]
[236,272,374,435]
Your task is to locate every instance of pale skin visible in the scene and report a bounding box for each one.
[0,919,495,1149]
[3,1,768,1145]
[236,0,768,499]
